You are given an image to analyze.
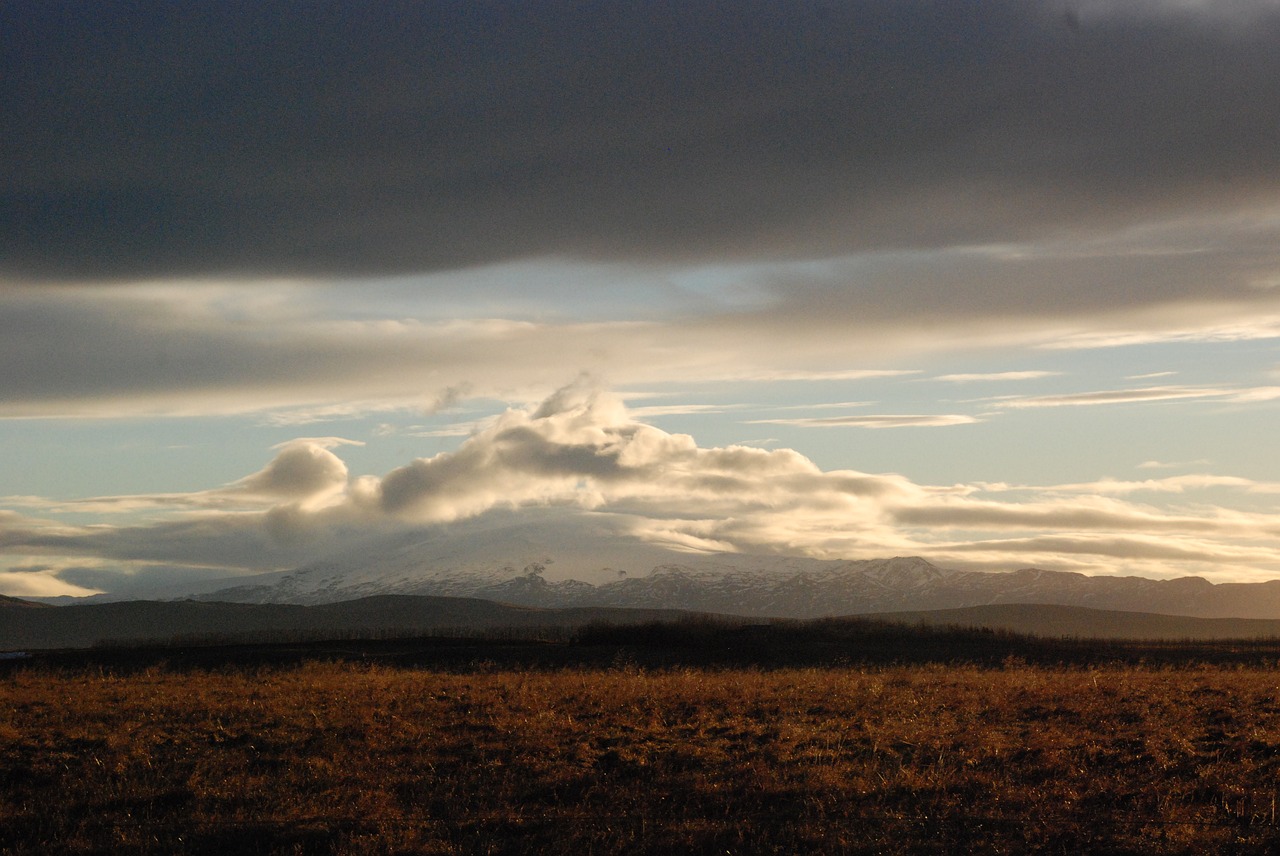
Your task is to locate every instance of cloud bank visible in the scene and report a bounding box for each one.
[3,2,1278,598]
[4,2,1280,420]
[3,383,1277,596]
[6,0,1280,281]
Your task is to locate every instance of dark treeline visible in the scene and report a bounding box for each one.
[11,614,1280,674]
[572,615,1280,668]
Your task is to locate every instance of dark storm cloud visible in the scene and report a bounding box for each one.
[5,0,1279,281]
[0,291,367,405]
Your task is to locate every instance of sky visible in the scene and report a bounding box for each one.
[3,0,1280,598]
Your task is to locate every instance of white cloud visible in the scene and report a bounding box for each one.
[748,414,982,429]
[974,474,1272,495]
[1227,386,1280,403]
[264,403,409,426]
[989,384,1280,410]
[931,371,1061,383]
[0,569,99,598]
[225,439,354,508]
[939,534,1280,567]
[627,403,737,419]
[719,369,923,382]
[3,382,1279,594]
[407,422,491,438]
[1039,316,1280,350]
[11,438,365,517]
[5,263,1280,424]
[771,401,876,411]
[995,385,1237,408]
[1136,459,1211,469]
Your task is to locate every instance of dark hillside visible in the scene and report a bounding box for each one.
[868,603,1280,640]
[15,612,1280,674]
[0,594,49,609]
[0,595,712,650]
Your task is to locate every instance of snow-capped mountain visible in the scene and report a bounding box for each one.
[155,510,1280,620]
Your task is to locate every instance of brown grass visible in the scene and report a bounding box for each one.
[5,661,1280,854]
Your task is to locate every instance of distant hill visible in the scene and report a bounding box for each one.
[871,603,1280,641]
[0,595,713,650]
[0,594,50,609]
[13,592,1280,652]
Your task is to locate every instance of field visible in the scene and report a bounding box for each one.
[6,626,1280,853]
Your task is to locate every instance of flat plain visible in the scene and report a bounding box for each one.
[6,631,1280,854]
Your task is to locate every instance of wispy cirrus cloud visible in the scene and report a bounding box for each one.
[406,421,494,439]
[973,474,1277,496]
[993,385,1280,409]
[893,495,1280,538]
[1136,459,1212,470]
[1228,386,1280,403]
[627,403,740,419]
[939,535,1280,567]
[931,371,1061,383]
[748,414,982,429]
[720,369,922,383]
[1039,316,1280,350]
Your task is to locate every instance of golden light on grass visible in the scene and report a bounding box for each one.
[4,660,1280,853]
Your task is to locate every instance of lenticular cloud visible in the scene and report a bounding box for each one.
[228,439,354,507]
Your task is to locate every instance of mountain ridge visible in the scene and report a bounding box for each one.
[26,511,1280,620]
[184,549,1280,620]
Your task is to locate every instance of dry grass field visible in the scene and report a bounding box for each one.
[5,655,1280,854]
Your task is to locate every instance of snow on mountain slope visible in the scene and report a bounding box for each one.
[191,509,767,605]
[137,508,1280,619]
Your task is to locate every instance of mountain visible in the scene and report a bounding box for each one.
[184,518,1280,620]
[191,552,1280,621]
[42,510,1280,620]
